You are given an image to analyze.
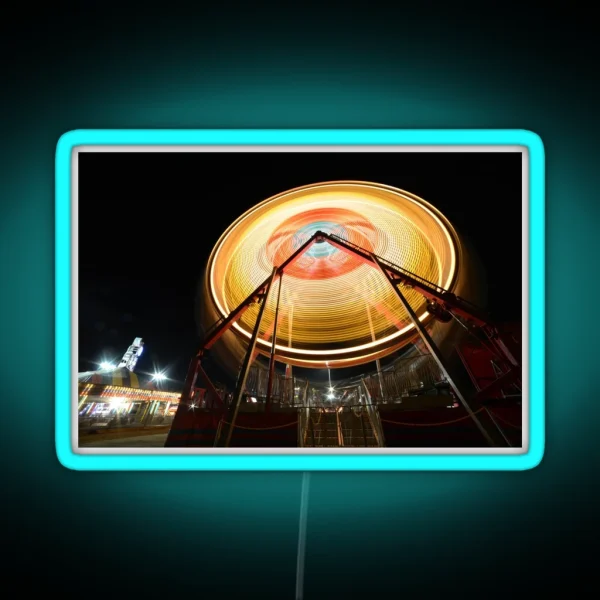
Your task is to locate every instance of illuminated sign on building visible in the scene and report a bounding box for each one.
[118,337,144,371]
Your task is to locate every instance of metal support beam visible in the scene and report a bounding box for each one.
[484,407,513,447]
[279,236,318,273]
[336,409,344,446]
[251,319,276,363]
[286,303,294,383]
[200,233,317,353]
[360,378,385,447]
[178,355,201,407]
[196,365,223,409]
[219,267,278,448]
[266,274,283,410]
[473,367,521,402]
[488,334,521,368]
[371,254,507,448]
[202,281,269,351]
[323,232,492,327]
[365,299,386,402]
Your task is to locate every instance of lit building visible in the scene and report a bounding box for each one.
[78,338,180,429]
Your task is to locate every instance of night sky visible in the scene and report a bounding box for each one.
[78,151,522,388]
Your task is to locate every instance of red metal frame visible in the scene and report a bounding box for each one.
[456,338,522,403]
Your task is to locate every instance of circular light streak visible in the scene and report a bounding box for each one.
[206,181,460,369]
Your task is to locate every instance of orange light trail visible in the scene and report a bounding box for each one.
[206,181,460,368]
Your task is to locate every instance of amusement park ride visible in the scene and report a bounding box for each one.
[165,230,522,449]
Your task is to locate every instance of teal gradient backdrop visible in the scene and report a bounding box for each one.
[55,128,543,472]
[2,6,597,597]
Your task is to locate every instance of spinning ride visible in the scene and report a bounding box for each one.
[203,181,461,369]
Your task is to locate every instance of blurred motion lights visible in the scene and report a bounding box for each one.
[205,181,461,369]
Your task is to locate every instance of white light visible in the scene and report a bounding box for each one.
[328,387,335,392]
[327,393,335,400]
[100,362,114,370]
[153,372,166,381]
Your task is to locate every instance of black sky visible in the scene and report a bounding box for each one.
[78,151,522,386]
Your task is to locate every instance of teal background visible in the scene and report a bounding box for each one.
[2,5,597,597]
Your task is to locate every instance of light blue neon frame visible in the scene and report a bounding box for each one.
[56,129,544,471]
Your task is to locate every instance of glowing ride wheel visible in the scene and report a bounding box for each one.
[205,181,461,369]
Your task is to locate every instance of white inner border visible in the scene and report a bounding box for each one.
[72,145,529,456]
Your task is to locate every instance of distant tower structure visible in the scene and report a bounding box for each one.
[118,337,144,371]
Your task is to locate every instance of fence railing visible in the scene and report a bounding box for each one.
[361,354,446,403]
[232,354,447,408]
[244,366,309,405]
